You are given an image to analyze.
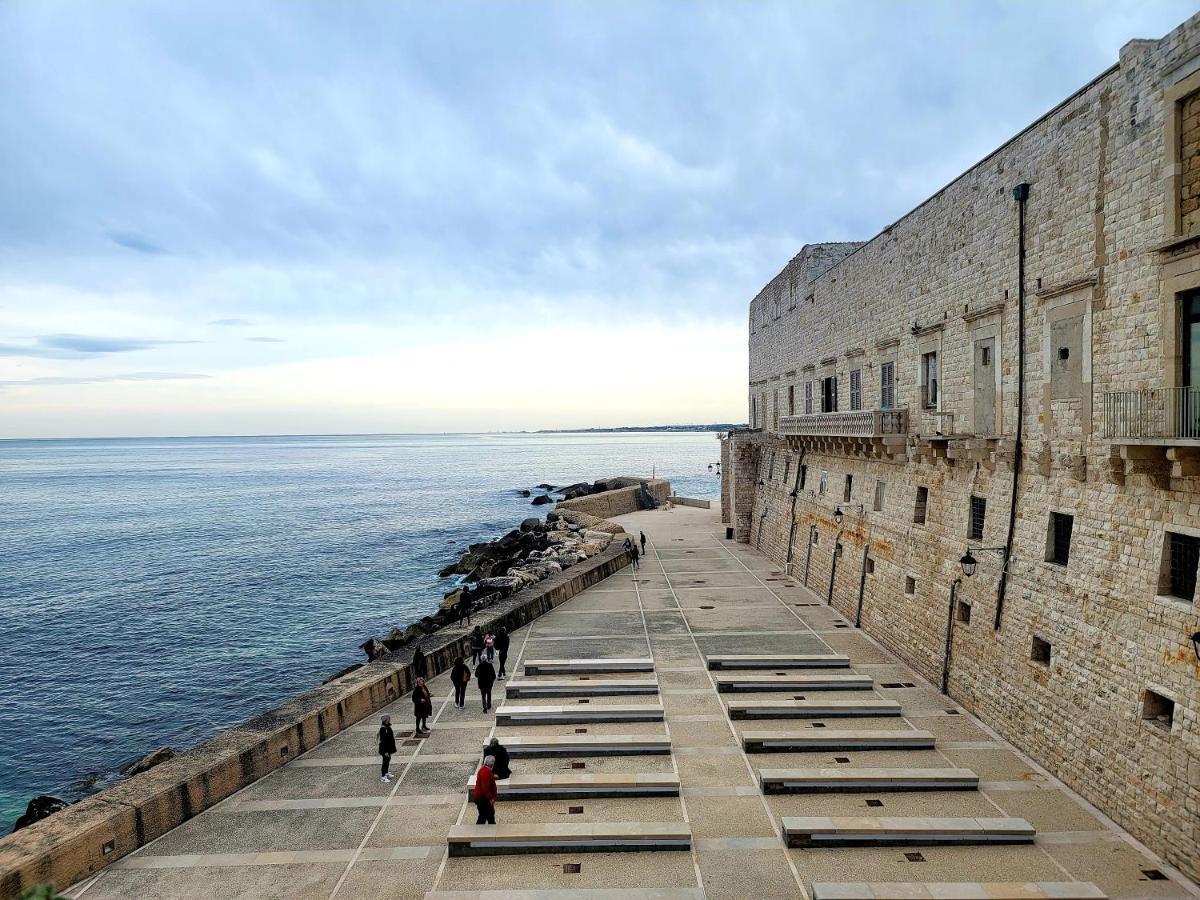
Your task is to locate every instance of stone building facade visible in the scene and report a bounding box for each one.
[724,14,1200,882]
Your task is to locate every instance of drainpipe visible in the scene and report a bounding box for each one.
[855,542,870,627]
[942,577,962,694]
[804,524,817,587]
[995,182,1030,631]
[827,531,843,605]
[784,448,807,569]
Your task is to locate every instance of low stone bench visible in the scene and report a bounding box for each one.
[727,699,902,720]
[492,735,672,757]
[446,821,692,856]
[743,730,936,752]
[524,658,655,675]
[504,678,659,698]
[707,654,851,670]
[715,673,873,693]
[467,772,680,799]
[496,704,665,725]
[760,767,978,793]
[811,883,1106,900]
[782,816,1035,848]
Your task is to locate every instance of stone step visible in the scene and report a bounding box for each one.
[467,772,680,799]
[715,673,873,693]
[811,883,1106,900]
[760,767,979,793]
[496,704,665,725]
[426,891,705,900]
[743,730,936,753]
[707,653,851,670]
[727,699,902,720]
[504,678,660,698]
[782,816,1035,848]
[492,735,672,757]
[447,821,692,856]
[524,658,655,675]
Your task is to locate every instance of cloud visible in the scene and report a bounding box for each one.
[109,232,167,255]
[0,372,210,389]
[209,318,253,326]
[0,334,200,359]
[248,336,285,343]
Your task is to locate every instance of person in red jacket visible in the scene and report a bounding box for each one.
[473,755,498,824]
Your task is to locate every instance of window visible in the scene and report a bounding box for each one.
[865,557,875,575]
[751,396,757,427]
[1047,513,1073,565]
[968,495,986,541]
[819,471,828,495]
[782,460,790,485]
[799,465,807,490]
[761,394,766,427]
[1031,636,1051,665]
[1162,530,1200,602]
[843,474,853,503]
[904,576,916,594]
[849,369,862,411]
[956,601,971,624]
[1142,689,1175,730]
[821,376,838,413]
[772,391,779,430]
[804,382,813,415]
[768,452,775,480]
[787,385,795,416]
[922,351,939,408]
[873,480,886,512]
[913,486,928,525]
[880,361,895,410]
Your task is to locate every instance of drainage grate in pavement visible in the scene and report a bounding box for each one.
[575,728,588,734]
[578,698,590,704]
[1142,870,1167,881]
[866,799,884,807]
[904,852,926,863]
[564,863,582,874]
[810,722,826,728]
[571,761,586,770]
[945,709,960,715]
[568,806,584,814]
[834,757,851,764]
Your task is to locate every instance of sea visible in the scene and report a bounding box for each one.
[0,431,722,830]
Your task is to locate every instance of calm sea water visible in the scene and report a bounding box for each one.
[0,432,721,830]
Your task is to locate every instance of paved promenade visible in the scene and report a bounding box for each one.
[65,504,1197,899]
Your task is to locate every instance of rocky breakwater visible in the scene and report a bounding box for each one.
[359,511,618,661]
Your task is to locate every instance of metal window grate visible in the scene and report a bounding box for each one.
[1168,531,1200,601]
[1050,513,1073,565]
[969,495,986,541]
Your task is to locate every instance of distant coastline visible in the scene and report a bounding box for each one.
[533,424,743,434]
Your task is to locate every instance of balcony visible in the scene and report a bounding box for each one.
[1102,387,1200,443]
[779,408,908,439]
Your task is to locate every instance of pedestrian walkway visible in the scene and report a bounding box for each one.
[64,504,1198,900]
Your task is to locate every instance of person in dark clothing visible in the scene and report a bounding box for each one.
[412,676,433,735]
[412,647,428,680]
[486,737,512,780]
[495,627,510,679]
[378,714,397,783]
[475,657,497,712]
[623,536,633,552]
[458,592,472,625]
[639,531,647,554]
[450,656,471,709]
[473,755,498,824]
[631,542,640,569]
[469,626,484,666]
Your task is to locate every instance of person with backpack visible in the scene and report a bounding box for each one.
[412,676,433,736]
[450,656,471,709]
[475,655,497,712]
[486,736,512,780]
[473,755,498,824]
[377,714,397,784]
[495,627,510,679]
[469,626,484,666]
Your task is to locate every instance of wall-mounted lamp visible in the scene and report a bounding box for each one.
[789,490,798,499]
[960,545,1007,578]
[1192,631,1200,662]
[833,504,865,526]
[757,479,765,487]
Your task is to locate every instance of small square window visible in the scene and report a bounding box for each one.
[956,601,971,624]
[913,486,928,525]
[1142,689,1174,730]
[1046,512,1073,566]
[1031,636,1051,665]
[904,576,916,595]
[968,495,986,541]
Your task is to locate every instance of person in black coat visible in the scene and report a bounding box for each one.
[469,626,484,666]
[458,591,472,625]
[495,627,510,679]
[486,736,512,779]
[378,714,397,783]
[450,656,471,709]
[475,658,497,712]
[412,676,433,735]
[412,646,428,680]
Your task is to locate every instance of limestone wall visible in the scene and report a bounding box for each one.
[555,478,671,518]
[732,13,1200,881]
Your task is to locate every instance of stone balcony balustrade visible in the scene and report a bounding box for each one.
[778,408,908,438]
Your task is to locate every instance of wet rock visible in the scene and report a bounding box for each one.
[531,494,553,505]
[520,517,542,532]
[518,489,531,497]
[121,747,177,778]
[361,637,390,660]
[536,483,556,490]
[13,795,71,831]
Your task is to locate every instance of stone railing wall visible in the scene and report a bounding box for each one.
[555,478,671,518]
[668,495,711,509]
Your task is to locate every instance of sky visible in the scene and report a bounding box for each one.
[0,1,1195,439]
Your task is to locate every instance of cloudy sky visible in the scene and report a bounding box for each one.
[0,1,1193,438]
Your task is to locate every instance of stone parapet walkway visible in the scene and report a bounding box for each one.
[64,504,1198,899]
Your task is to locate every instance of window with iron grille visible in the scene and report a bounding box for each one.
[914,486,928,525]
[1047,513,1073,566]
[804,382,813,414]
[968,495,986,541]
[880,361,895,410]
[1165,531,1199,602]
[922,351,939,408]
[873,480,886,511]
[849,369,862,411]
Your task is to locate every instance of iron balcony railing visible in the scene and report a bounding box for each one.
[779,408,908,438]
[1103,386,1200,440]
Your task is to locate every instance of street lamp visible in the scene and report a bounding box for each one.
[960,545,1007,578]
[833,504,864,526]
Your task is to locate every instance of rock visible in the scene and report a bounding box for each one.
[440,588,463,610]
[637,480,660,510]
[520,517,542,532]
[362,638,390,660]
[13,795,71,831]
[479,575,522,592]
[121,747,177,778]
[518,489,531,497]
[418,615,438,633]
[536,483,556,490]
[531,494,552,505]
[66,773,101,793]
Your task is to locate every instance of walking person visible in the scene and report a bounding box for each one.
[631,542,640,569]
[458,591,472,625]
[412,676,433,736]
[473,755,498,824]
[639,531,647,555]
[378,714,397,784]
[484,630,495,663]
[486,736,512,780]
[495,627,510,679]
[412,646,428,680]
[451,655,471,709]
[469,626,484,666]
[475,655,497,713]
